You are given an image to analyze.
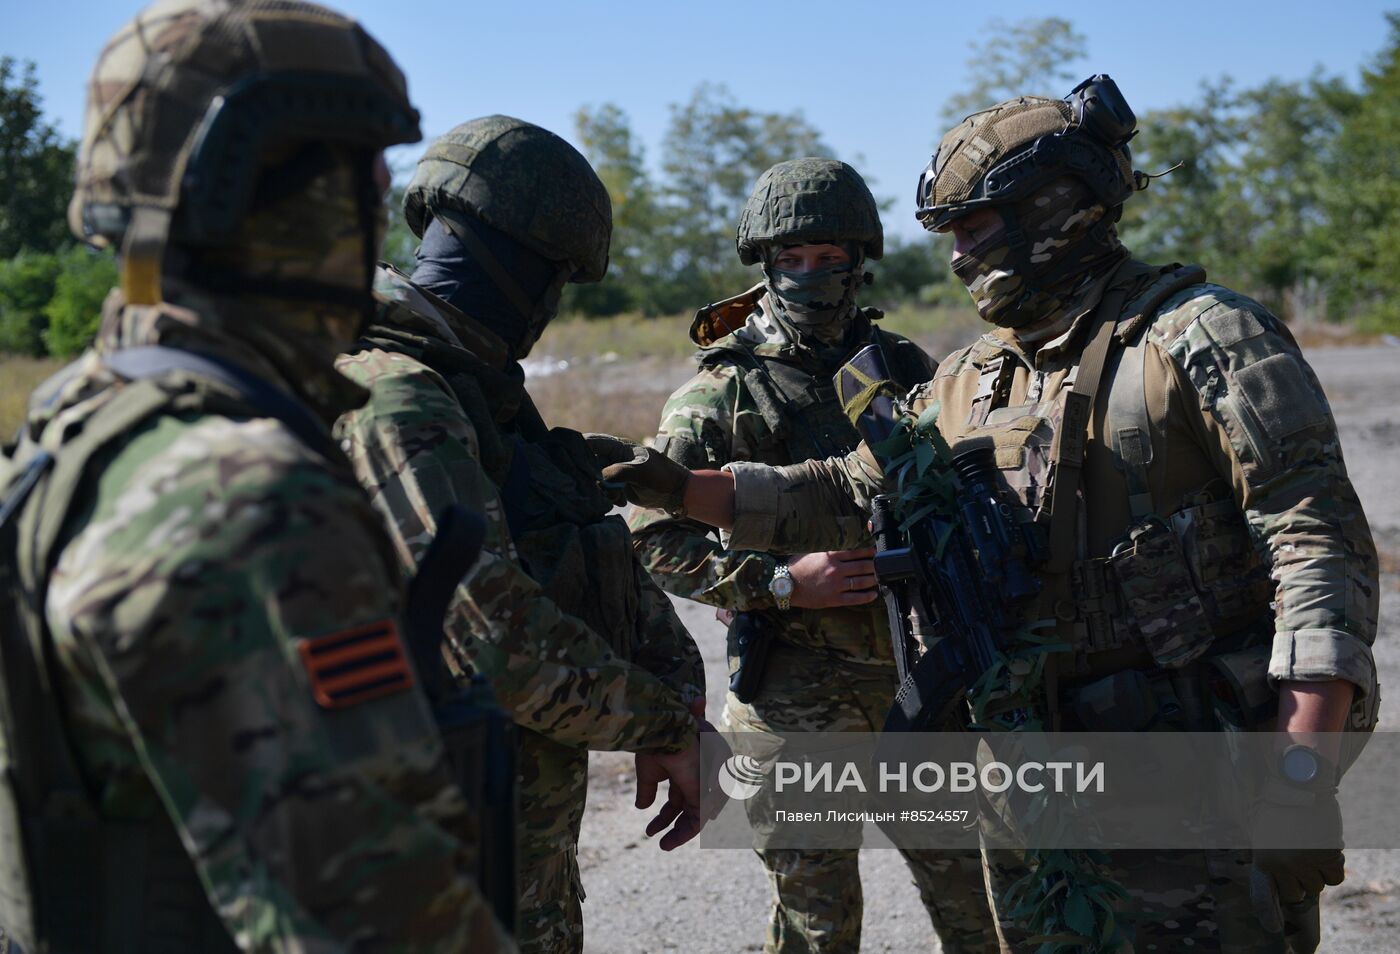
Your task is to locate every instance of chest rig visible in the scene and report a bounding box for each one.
[953,263,1272,680]
[702,326,935,663]
[704,326,933,467]
[362,290,645,660]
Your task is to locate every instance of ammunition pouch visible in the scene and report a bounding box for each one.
[1064,661,1218,733]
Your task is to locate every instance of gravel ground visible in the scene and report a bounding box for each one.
[576,344,1400,954]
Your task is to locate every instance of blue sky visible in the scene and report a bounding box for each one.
[4,0,1395,239]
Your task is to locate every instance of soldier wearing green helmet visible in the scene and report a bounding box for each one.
[333,115,710,954]
[627,158,997,953]
[0,1,513,950]
[591,75,1378,953]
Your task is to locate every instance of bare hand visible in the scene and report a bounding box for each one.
[635,701,714,850]
[788,548,879,608]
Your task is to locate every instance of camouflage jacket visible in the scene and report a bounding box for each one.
[629,296,936,664]
[335,266,702,754]
[725,262,1380,726]
[6,291,509,951]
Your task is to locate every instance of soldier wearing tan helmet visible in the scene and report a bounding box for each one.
[334,116,710,954]
[590,75,1379,952]
[0,1,511,950]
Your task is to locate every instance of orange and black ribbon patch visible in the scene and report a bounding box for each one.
[299,619,414,709]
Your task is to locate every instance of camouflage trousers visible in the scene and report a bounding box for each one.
[982,846,1313,953]
[516,729,588,954]
[724,642,999,954]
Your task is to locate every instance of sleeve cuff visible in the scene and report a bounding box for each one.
[1268,627,1377,697]
[723,461,781,551]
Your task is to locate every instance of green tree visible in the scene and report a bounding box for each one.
[570,103,660,316]
[0,251,61,355]
[870,235,953,306]
[1317,13,1400,330]
[0,58,75,259]
[45,246,117,357]
[942,18,1088,123]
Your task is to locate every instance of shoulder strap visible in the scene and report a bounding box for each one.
[1105,331,1156,521]
[1044,265,1136,574]
[102,346,338,461]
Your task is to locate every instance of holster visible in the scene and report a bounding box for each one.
[728,612,775,705]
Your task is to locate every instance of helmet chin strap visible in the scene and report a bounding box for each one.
[119,207,173,306]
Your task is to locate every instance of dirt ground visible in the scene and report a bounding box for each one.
[574,344,1400,954]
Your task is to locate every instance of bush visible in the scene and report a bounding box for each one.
[0,251,61,355]
[45,246,115,357]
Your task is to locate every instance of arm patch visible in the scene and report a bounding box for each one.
[299,619,414,709]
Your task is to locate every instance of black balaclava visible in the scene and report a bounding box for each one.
[412,213,568,360]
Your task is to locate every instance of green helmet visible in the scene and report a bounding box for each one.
[69,0,420,261]
[403,116,612,283]
[735,158,883,266]
[915,75,1139,231]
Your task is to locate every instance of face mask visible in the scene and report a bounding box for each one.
[766,264,860,338]
[951,177,1122,330]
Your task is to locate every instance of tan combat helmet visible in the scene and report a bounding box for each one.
[69,0,421,305]
[916,75,1140,233]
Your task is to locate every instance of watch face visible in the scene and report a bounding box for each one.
[1281,746,1321,785]
[771,577,794,599]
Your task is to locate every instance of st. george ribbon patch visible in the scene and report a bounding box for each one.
[298,619,414,709]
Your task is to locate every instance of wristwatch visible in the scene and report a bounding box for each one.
[1279,744,1336,790]
[769,561,794,611]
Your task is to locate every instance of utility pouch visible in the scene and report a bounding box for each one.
[1070,669,1160,731]
[1207,644,1275,730]
[1109,517,1216,669]
[1170,495,1272,621]
[728,612,775,705]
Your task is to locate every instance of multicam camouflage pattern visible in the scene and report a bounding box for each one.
[630,299,934,664]
[726,645,997,953]
[736,158,884,265]
[983,845,1318,953]
[951,177,1126,332]
[7,287,510,950]
[632,300,997,952]
[337,266,704,953]
[915,95,1133,231]
[404,116,611,281]
[724,261,1379,947]
[69,0,418,251]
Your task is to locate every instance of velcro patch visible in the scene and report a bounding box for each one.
[299,619,414,710]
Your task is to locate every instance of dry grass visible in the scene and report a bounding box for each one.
[0,355,62,441]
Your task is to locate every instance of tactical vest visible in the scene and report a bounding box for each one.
[955,265,1273,682]
[699,325,933,467]
[359,304,646,661]
[0,348,345,954]
[698,325,935,663]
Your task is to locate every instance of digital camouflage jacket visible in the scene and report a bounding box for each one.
[4,290,510,952]
[335,266,703,752]
[725,262,1380,727]
[630,295,936,664]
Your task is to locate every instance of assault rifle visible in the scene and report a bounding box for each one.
[405,504,518,934]
[834,345,1045,732]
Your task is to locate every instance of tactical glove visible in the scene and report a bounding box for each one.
[1251,751,1345,904]
[585,434,691,514]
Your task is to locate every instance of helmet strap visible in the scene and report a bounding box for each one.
[119,207,172,306]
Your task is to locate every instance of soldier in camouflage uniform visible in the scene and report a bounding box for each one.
[0,2,512,951]
[592,76,1379,953]
[628,158,996,953]
[333,116,707,954]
